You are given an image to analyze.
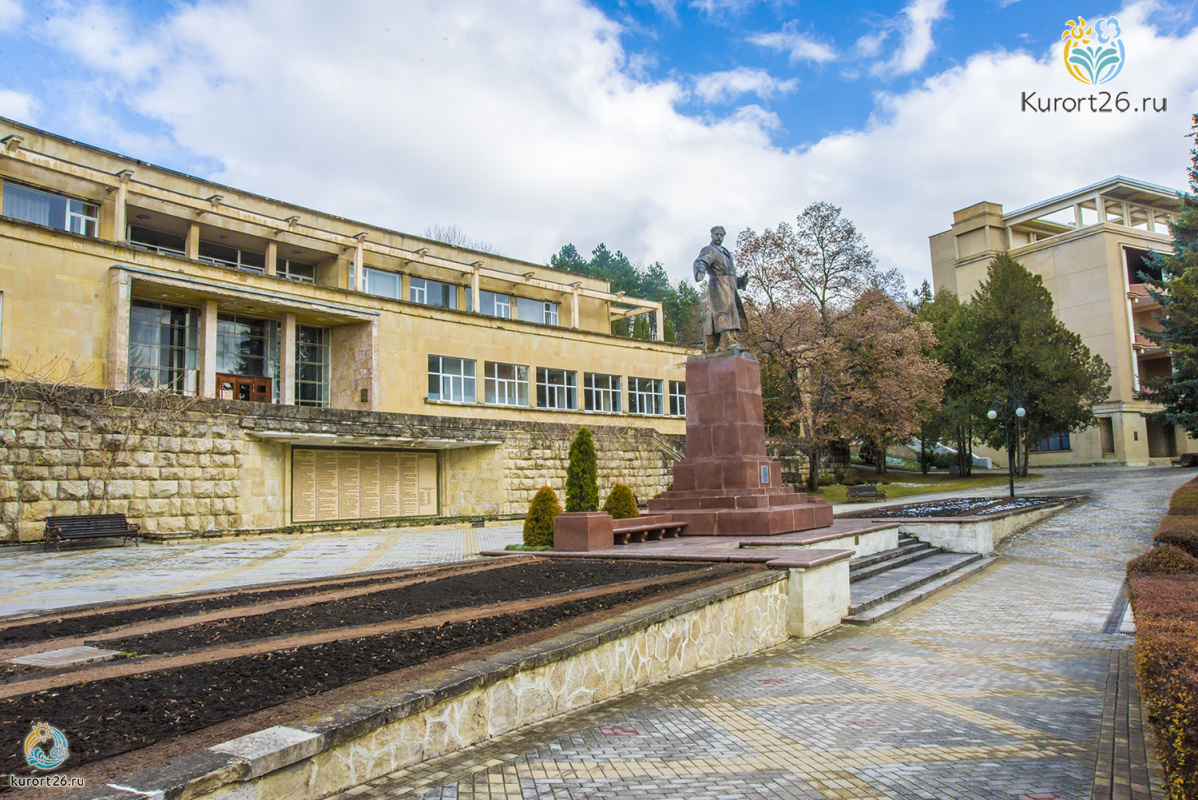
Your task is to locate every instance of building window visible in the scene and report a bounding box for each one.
[480,290,511,318]
[199,241,266,273]
[279,259,316,284]
[584,373,621,413]
[428,355,477,403]
[485,362,529,406]
[410,277,459,309]
[2,182,98,237]
[1031,432,1071,452]
[128,225,186,257]
[629,377,663,415]
[536,368,576,410]
[216,314,280,398]
[295,325,330,407]
[128,300,199,394]
[364,267,402,299]
[669,380,686,417]
[516,297,559,325]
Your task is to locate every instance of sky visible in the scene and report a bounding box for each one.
[0,0,1195,292]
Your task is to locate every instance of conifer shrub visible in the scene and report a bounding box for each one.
[602,483,639,520]
[565,427,599,512]
[523,485,562,548]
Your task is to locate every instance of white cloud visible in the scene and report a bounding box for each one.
[690,0,760,15]
[750,23,837,64]
[694,67,798,103]
[0,0,21,31]
[871,0,948,76]
[0,89,36,122]
[33,0,1198,293]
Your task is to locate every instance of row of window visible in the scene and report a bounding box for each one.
[128,300,331,406]
[2,180,565,324]
[365,268,560,325]
[428,355,685,415]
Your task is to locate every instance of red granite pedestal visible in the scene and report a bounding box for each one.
[647,352,834,536]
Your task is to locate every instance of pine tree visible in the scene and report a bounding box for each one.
[523,486,562,548]
[565,427,599,512]
[1140,114,1198,433]
[602,483,639,519]
[970,253,1111,474]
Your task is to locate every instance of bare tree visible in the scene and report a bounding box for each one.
[420,224,499,255]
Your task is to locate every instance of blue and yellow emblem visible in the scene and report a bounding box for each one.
[1062,16,1125,85]
[23,722,70,771]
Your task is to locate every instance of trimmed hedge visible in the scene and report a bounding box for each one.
[1129,476,1198,799]
[602,483,639,520]
[523,485,562,548]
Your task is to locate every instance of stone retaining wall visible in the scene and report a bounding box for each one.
[0,384,685,542]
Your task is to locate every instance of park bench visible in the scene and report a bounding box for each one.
[43,514,140,552]
[846,485,886,503]
[612,515,688,545]
[1172,453,1198,468]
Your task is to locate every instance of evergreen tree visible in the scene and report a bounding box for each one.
[916,289,983,475]
[601,483,639,519]
[523,486,562,548]
[565,427,599,512]
[970,254,1111,474]
[1140,114,1198,433]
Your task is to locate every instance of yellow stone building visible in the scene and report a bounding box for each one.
[930,176,1194,467]
[0,118,692,536]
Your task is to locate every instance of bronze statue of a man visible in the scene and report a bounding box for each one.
[693,225,748,353]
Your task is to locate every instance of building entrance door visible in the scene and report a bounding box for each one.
[217,374,273,403]
[1146,419,1177,459]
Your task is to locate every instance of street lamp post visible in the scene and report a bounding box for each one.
[987,401,1026,498]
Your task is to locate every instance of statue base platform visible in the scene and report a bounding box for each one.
[647,352,833,537]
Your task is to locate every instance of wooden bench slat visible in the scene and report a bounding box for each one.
[44,514,140,551]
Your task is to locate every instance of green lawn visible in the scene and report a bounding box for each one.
[812,469,1038,505]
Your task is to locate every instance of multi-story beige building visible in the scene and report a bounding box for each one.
[0,119,692,538]
[930,176,1193,467]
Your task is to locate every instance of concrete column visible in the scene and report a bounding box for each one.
[1073,203,1083,229]
[112,172,132,241]
[1121,202,1130,227]
[281,313,296,405]
[1094,194,1105,224]
[471,268,480,314]
[1147,209,1156,233]
[106,270,132,390]
[265,241,278,277]
[353,243,364,292]
[654,307,664,341]
[571,288,580,328]
[199,299,218,399]
[186,222,200,260]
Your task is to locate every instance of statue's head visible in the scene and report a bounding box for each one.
[710,225,725,244]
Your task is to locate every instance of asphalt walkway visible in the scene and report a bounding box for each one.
[332,466,1183,800]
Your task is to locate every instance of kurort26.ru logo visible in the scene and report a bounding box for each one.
[1062,16,1125,85]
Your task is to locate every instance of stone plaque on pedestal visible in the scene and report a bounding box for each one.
[647,352,834,536]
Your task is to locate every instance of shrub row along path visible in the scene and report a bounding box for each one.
[339,466,1184,800]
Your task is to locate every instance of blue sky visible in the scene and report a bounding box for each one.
[0,0,1196,288]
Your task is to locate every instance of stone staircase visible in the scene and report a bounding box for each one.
[843,533,993,624]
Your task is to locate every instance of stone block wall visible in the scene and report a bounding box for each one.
[0,382,683,541]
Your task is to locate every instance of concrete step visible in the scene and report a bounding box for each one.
[847,552,985,615]
[849,545,941,582]
[850,541,936,572]
[843,556,994,624]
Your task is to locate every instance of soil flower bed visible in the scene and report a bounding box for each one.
[0,558,750,784]
[840,496,1059,519]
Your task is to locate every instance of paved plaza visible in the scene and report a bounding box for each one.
[329,466,1184,800]
[0,525,524,619]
